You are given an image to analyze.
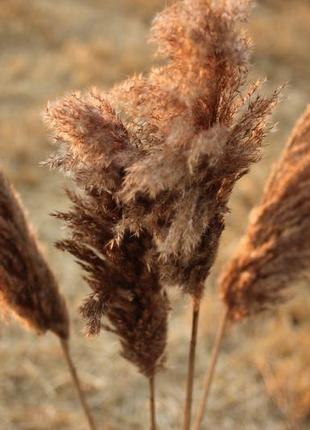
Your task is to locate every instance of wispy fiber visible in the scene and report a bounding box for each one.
[220,104,310,320]
[0,169,69,339]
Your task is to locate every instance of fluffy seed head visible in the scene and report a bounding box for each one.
[220,105,310,320]
[111,0,279,299]
[0,169,69,339]
[45,91,169,378]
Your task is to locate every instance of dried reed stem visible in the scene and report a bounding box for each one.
[60,339,97,430]
[193,307,229,430]
[183,298,200,430]
[149,375,157,430]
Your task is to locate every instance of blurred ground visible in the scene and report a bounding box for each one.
[0,0,309,429]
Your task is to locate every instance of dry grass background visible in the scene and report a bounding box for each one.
[0,0,309,429]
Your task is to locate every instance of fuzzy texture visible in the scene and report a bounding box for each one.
[44,92,168,378]
[110,0,279,298]
[0,169,69,339]
[220,105,310,321]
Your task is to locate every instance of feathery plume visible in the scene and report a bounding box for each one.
[44,1,279,428]
[0,169,69,339]
[44,91,169,379]
[194,105,310,430]
[112,0,279,301]
[220,104,310,320]
[110,2,279,428]
[44,91,169,429]
[0,169,97,430]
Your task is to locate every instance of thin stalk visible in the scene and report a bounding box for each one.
[149,375,157,430]
[192,307,229,430]
[60,339,97,430]
[183,298,201,430]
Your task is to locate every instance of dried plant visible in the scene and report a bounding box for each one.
[44,90,169,430]
[221,104,310,320]
[193,105,310,430]
[0,168,96,430]
[109,1,279,427]
[44,1,280,428]
[0,169,69,338]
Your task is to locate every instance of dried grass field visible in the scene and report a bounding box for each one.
[0,0,309,429]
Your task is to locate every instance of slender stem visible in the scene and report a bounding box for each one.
[60,339,97,430]
[149,375,157,430]
[192,307,229,430]
[183,298,201,430]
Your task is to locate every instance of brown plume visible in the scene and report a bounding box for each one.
[0,169,69,339]
[44,92,169,378]
[43,0,279,372]
[109,0,279,299]
[43,2,281,427]
[220,105,310,321]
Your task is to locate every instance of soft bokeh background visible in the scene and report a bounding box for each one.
[0,0,309,429]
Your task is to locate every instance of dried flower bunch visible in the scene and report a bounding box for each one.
[220,104,310,320]
[0,168,69,339]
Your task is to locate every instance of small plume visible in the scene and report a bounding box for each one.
[43,89,139,193]
[0,169,69,339]
[220,105,310,321]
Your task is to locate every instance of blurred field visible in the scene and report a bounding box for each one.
[0,0,309,429]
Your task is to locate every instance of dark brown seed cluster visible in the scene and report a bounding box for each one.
[0,169,69,339]
[44,91,168,378]
[220,105,310,320]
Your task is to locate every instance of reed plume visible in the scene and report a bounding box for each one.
[0,168,96,430]
[194,105,310,430]
[0,169,69,339]
[44,90,169,430]
[109,1,279,427]
[221,104,310,320]
[44,1,279,427]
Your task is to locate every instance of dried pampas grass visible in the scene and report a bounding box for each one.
[0,168,96,430]
[44,91,169,430]
[221,105,310,320]
[194,105,310,430]
[44,1,280,428]
[112,2,279,427]
[0,169,69,339]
